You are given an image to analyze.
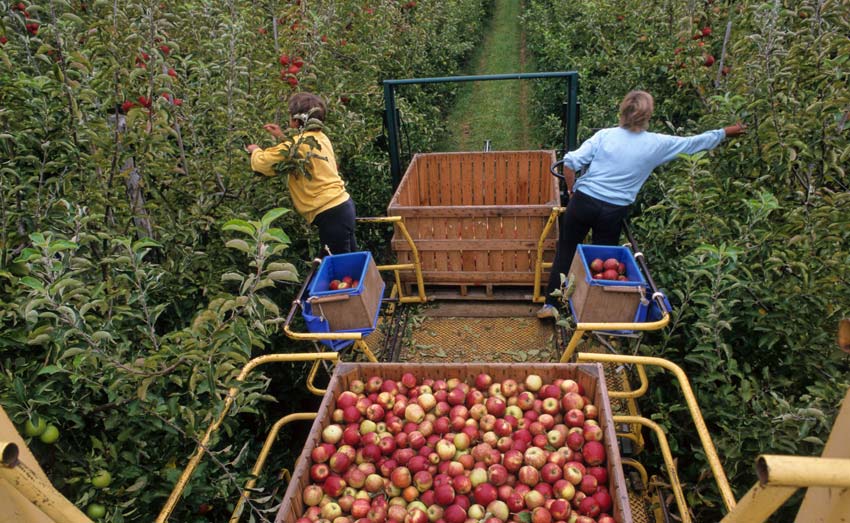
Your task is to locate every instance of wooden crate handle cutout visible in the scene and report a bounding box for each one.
[307,294,351,305]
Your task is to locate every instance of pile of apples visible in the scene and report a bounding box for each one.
[296,372,616,523]
[329,275,359,291]
[588,258,628,282]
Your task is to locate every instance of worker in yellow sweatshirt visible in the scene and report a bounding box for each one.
[247,92,357,255]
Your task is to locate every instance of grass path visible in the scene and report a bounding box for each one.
[438,0,537,151]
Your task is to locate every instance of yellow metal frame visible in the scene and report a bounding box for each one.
[0,441,92,523]
[155,352,338,523]
[611,363,648,454]
[356,216,428,305]
[576,353,737,517]
[721,455,850,523]
[229,412,318,523]
[533,207,565,303]
[560,312,670,362]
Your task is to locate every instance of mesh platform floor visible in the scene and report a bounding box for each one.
[400,316,561,363]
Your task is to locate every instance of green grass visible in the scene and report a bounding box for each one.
[438,0,540,151]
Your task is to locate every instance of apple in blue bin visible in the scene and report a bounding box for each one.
[329,279,341,290]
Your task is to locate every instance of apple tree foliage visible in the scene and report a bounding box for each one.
[525,0,849,519]
[0,0,490,521]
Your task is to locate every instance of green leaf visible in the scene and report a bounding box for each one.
[267,270,299,282]
[221,273,246,283]
[260,208,289,228]
[132,239,162,252]
[48,240,79,254]
[225,239,252,253]
[222,219,256,236]
[36,365,65,375]
[20,277,45,290]
[261,228,291,244]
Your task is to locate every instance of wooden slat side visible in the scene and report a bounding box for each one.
[449,153,463,206]
[527,151,541,206]
[383,206,554,217]
[483,153,497,206]
[471,153,485,206]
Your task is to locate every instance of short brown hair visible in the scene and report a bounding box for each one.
[618,90,654,131]
[288,92,327,123]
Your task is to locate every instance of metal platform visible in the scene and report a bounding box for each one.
[377,301,566,363]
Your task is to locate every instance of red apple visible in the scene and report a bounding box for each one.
[549,498,570,519]
[589,258,604,273]
[484,397,506,418]
[588,466,608,485]
[602,258,619,271]
[518,465,540,487]
[474,373,492,391]
[323,475,347,497]
[583,441,606,466]
[564,463,583,486]
[364,472,385,493]
[524,489,545,509]
[487,464,509,486]
[506,491,525,512]
[578,496,601,517]
[531,506,552,523]
[540,462,563,484]
[579,474,598,495]
[594,489,613,513]
[553,479,576,500]
[583,423,603,442]
[472,483,498,506]
[443,504,466,523]
[303,484,324,506]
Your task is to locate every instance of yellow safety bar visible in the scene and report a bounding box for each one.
[560,312,670,363]
[155,352,338,523]
[720,455,850,523]
[229,412,318,523]
[533,207,565,303]
[356,216,428,304]
[615,416,691,523]
[576,353,737,514]
[0,441,92,523]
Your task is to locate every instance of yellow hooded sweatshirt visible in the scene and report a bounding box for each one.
[250,130,350,223]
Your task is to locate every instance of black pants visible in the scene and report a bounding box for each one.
[545,191,630,305]
[312,198,358,255]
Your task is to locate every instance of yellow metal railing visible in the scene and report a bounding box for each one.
[155,352,338,523]
[560,312,670,363]
[356,216,428,304]
[719,455,850,523]
[229,412,318,523]
[576,353,737,516]
[533,206,565,303]
[0,441,92,523]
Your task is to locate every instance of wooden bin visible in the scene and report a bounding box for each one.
[568,244,648,324]
[305,252,385,332]
[276,362,632,523]
[387,151,560,296]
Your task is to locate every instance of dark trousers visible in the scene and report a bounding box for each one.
[545,191,630,305]
[312,197,358,255]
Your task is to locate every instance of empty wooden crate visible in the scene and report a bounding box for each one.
[387,151,560,297]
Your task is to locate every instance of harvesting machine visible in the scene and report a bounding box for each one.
[2,73,848,523]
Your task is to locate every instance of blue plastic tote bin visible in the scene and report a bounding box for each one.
[567,244,648,325]
[303,252,385,350]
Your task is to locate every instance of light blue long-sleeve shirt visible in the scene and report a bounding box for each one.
[566,126,726,206]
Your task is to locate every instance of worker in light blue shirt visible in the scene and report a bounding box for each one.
[538,90,746,319]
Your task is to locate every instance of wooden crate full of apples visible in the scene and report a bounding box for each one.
[276,362,631,523]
